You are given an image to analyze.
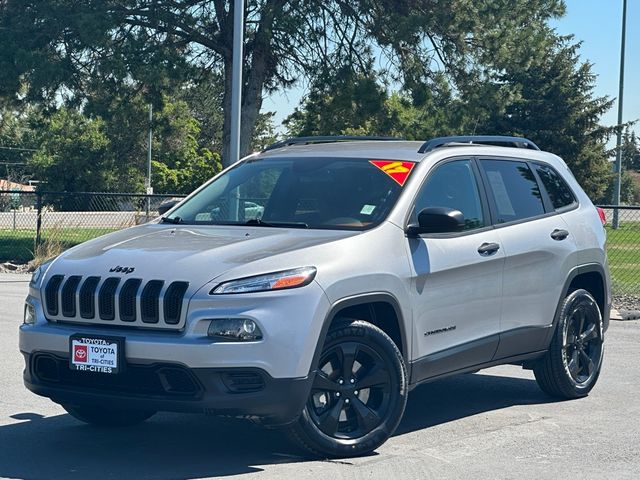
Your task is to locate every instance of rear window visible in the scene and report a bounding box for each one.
[533,164,576,210]
[480,159,545,223]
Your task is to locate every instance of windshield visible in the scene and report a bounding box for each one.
[165,156,414,230]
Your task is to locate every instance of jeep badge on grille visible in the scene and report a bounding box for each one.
[109,266,135,274]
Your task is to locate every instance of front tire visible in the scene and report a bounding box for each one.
[287,319,408,458]
[534,289,604,399]
[63,404,156,427]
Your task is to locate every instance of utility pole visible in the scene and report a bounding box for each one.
[613,0,627,229]
[146,103,153,218]
[229,0,244,165]
[228,0,245,221]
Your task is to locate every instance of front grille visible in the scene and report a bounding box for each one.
[79,276,100,319]
[44,275,64,317]
[98,278,120,321]
[43,274,189,330]
[164,281,189,325]
[141,280,164,323]
[119,278,142,322]
[61,276,82,317]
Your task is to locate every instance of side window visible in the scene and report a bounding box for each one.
[480,159,545,223]
[533,164,576,210]
[412,159,484,230]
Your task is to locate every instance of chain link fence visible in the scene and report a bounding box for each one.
[1,191,638,307]
[0,191,185,264]
[598,206,640,307]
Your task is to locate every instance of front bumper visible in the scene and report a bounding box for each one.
[21,280,330,378]
[23,352,312,426]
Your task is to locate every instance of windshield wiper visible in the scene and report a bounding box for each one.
[160,216,183,224]
[244,218,309,229]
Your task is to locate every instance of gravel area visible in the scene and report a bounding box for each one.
[0,262,33,274]
[612,294,640,312]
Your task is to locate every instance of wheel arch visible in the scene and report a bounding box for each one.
[545,263,610,348]
[310,293,409,376]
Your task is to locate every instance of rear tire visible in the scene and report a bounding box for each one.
[63,404,156,427]
[287,319,407,458]
[534,289,604,399]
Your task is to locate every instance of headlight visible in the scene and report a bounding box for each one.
[210,267,317,295]
[24,303,36,325]
[30,260,53,288]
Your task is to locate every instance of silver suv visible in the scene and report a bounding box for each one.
[20,135,610,457]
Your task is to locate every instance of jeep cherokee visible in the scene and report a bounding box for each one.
[20,135,610,457]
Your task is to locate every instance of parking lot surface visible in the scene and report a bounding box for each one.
[1,273,639,479]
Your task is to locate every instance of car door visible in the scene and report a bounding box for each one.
[477,158,578,359]
[406,158,505,382]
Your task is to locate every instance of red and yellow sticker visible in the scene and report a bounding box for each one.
[369,160,415,186]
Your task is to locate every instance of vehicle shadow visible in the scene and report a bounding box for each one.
[395,370,555,435]
[0,372,554,479]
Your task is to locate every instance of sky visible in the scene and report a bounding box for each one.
[262,0,640,136]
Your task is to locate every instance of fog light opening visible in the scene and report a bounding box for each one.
[208,318,263,341]
[24,303,36,325]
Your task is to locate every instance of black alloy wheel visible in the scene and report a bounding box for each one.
[308,341,393,439]
[561,298,603,386]
[287,319,407,458]
[534,289,604,399]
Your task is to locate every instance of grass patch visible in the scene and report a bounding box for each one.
[0,228,115,263]
[606,222,640,294]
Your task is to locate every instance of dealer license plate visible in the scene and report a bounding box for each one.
[69,334,124,374]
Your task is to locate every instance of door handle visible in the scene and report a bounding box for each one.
[478,242,500,256]
[550,229,569,241]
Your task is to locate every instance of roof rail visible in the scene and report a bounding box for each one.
[263,135,404,152]
[418,135,540,154]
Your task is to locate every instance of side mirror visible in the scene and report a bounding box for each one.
[158,199,180,216]
[406,207,465,236]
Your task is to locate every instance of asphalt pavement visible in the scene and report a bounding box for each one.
[1,273,639,479]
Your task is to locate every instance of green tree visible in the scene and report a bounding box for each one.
[285,65,460,140]
[28,108,115,195]
[0,106,38,183]
[22,96,225,197]
[603,170,638,205]
[285,66,388,136]
[479,38,614,202]
[621,127,640,171]
[0,0,566,166]
[151,98,222,194]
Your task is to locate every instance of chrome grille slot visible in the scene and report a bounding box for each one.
[42,274,189,330]
[141,280,164,324]
[44,275,64,317]
[60,276,82,317]
[98,278,120,321]
[164,282,189,325]
[79,276,100,319]
[119,278,142,322]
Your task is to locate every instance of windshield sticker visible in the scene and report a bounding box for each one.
[369,160,415,186]
[360,204,376,215]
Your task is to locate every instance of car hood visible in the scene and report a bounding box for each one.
[46,223,359,288]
